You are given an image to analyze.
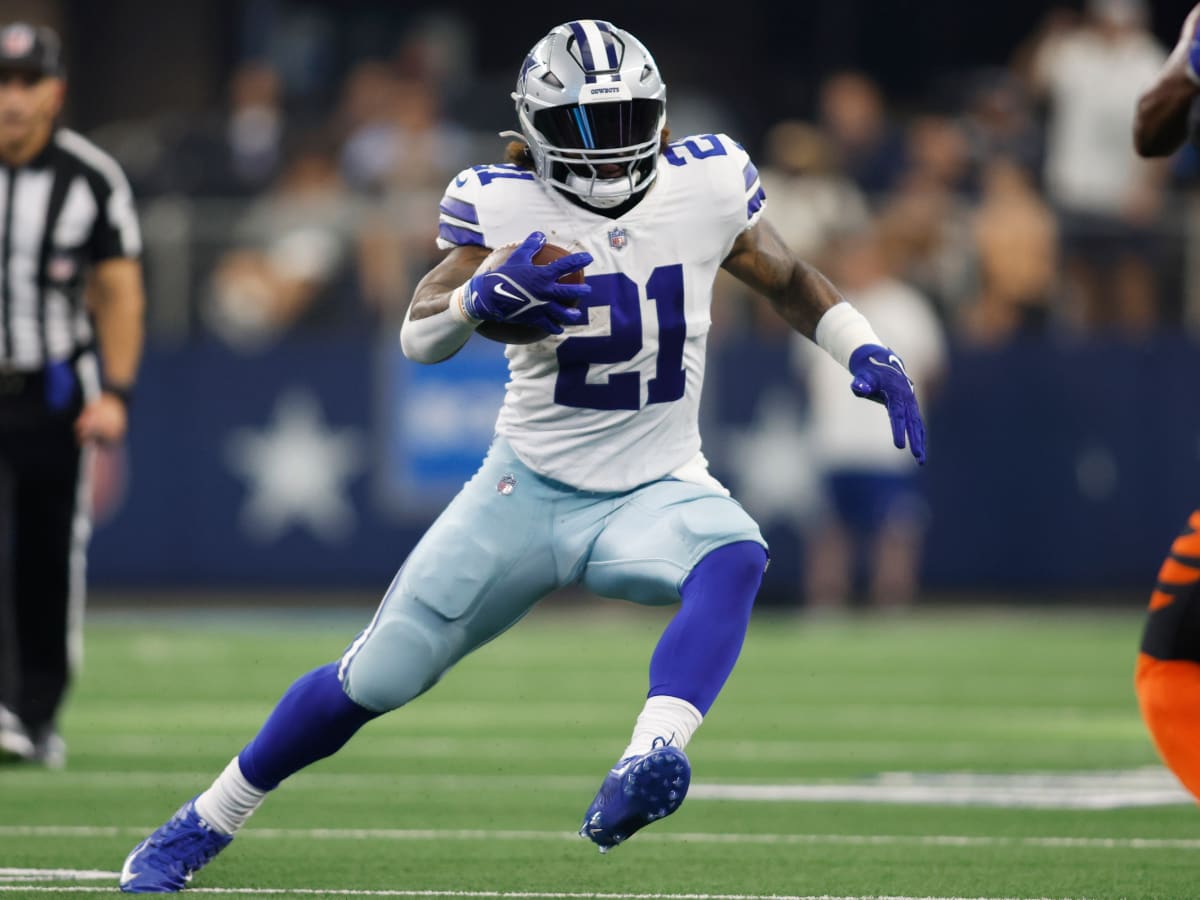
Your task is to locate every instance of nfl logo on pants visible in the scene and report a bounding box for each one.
[608,227,627,250]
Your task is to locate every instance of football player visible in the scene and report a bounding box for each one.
[1133,2,1200,159]
[1130,4,1200,804]
[1137,510,1200,801]
[119,20,926,892]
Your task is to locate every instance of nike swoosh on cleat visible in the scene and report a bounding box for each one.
[610,759,635,778]
[119,846,143,885]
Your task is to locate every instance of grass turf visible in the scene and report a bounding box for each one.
[2,602,1197,899]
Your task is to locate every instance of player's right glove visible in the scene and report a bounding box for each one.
[848,344,928,465]
[1182,5,1200,83]
[463,231,591,335]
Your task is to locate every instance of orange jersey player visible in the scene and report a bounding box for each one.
[1131,5,1200,801]
[1135,510,1200,800]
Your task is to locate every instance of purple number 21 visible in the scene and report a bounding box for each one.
[554,264,686,411]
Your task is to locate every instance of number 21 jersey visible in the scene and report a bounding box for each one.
[435,133,766,491]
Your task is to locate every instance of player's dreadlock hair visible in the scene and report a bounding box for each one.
[504,128,673,170]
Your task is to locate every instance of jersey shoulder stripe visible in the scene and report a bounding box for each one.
[664,133,766,227]
[742,157,766,221]
[436,164,539,250]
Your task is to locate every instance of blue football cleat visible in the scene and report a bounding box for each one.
[119,798,232,893]
[579,745,691,852]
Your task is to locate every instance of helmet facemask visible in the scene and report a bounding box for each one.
[506,21,667,209]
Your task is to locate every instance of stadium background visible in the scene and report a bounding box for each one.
[13,0,1200,604]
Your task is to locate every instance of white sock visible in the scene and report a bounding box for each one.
[193,757,268,836]
[619,695,704,760]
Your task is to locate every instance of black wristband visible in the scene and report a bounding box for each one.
[104,384,133,409]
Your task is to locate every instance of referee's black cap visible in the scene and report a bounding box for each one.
[0,23,63,78]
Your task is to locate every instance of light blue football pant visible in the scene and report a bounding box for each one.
[340,437,766,713]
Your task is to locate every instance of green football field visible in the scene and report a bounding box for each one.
[3,601,1199,899]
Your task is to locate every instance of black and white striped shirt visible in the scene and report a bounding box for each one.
[0,128,141,372]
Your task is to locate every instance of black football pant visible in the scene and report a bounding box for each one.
[0,369,86,737]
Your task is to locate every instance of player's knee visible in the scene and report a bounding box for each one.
[343,619,453,713]
[710,540,769,583]
[685,541,767,606]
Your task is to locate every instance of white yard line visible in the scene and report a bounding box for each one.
[0,768,1190,809]
[0,868,116,882]
[1,825,1198,850]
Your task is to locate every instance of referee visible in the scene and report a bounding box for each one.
[0,22,144,768]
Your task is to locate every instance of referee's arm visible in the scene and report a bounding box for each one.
[75,256,145,445]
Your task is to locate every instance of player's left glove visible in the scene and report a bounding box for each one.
[848,344,927,465]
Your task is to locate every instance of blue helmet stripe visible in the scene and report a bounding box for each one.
[593,21,620,69]
[567,21,596,71]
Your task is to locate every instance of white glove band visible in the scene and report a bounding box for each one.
[399,285,479,364]
[814,302,884,370]
[448,283,480,324]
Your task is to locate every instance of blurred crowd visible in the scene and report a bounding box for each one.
[88,0,1200,353]
[70,0,1200,610]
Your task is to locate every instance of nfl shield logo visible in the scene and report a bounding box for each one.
[608,227,628,251]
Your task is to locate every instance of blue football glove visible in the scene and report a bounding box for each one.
[463,231,591,335]
[848,344,928,465]
[1188,11,1200,83]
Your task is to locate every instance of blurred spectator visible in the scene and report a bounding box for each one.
[392,11,474,99]
[203,141,367,349]
[966,157,1059,344]
[961,68,1043,181]
[873,117,978,322]
[757,119,870,262]
[905,113,973,195]
[817,71,908,200]
[793,226,947,612]
[168,62,289,198]
[335,62,472,194]
[1025,0,1168,335]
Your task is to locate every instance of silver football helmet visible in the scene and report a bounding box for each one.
[504,20,667,208]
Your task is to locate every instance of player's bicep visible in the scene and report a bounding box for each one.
[722,218,842,338]
[409,244,492,321]
[721,218,793,299]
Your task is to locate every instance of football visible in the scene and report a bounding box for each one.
[476,241,585,345]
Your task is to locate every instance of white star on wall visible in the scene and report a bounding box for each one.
[225,389,367,543]
[725,389,821,529]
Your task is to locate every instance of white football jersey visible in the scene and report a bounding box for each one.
[436,133,765,491]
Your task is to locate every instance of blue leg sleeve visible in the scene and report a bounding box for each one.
[237,662,380,791]
[648,541,767,715]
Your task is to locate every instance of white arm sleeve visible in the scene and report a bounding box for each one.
[399,284,479,364]
[813,301,884,370]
